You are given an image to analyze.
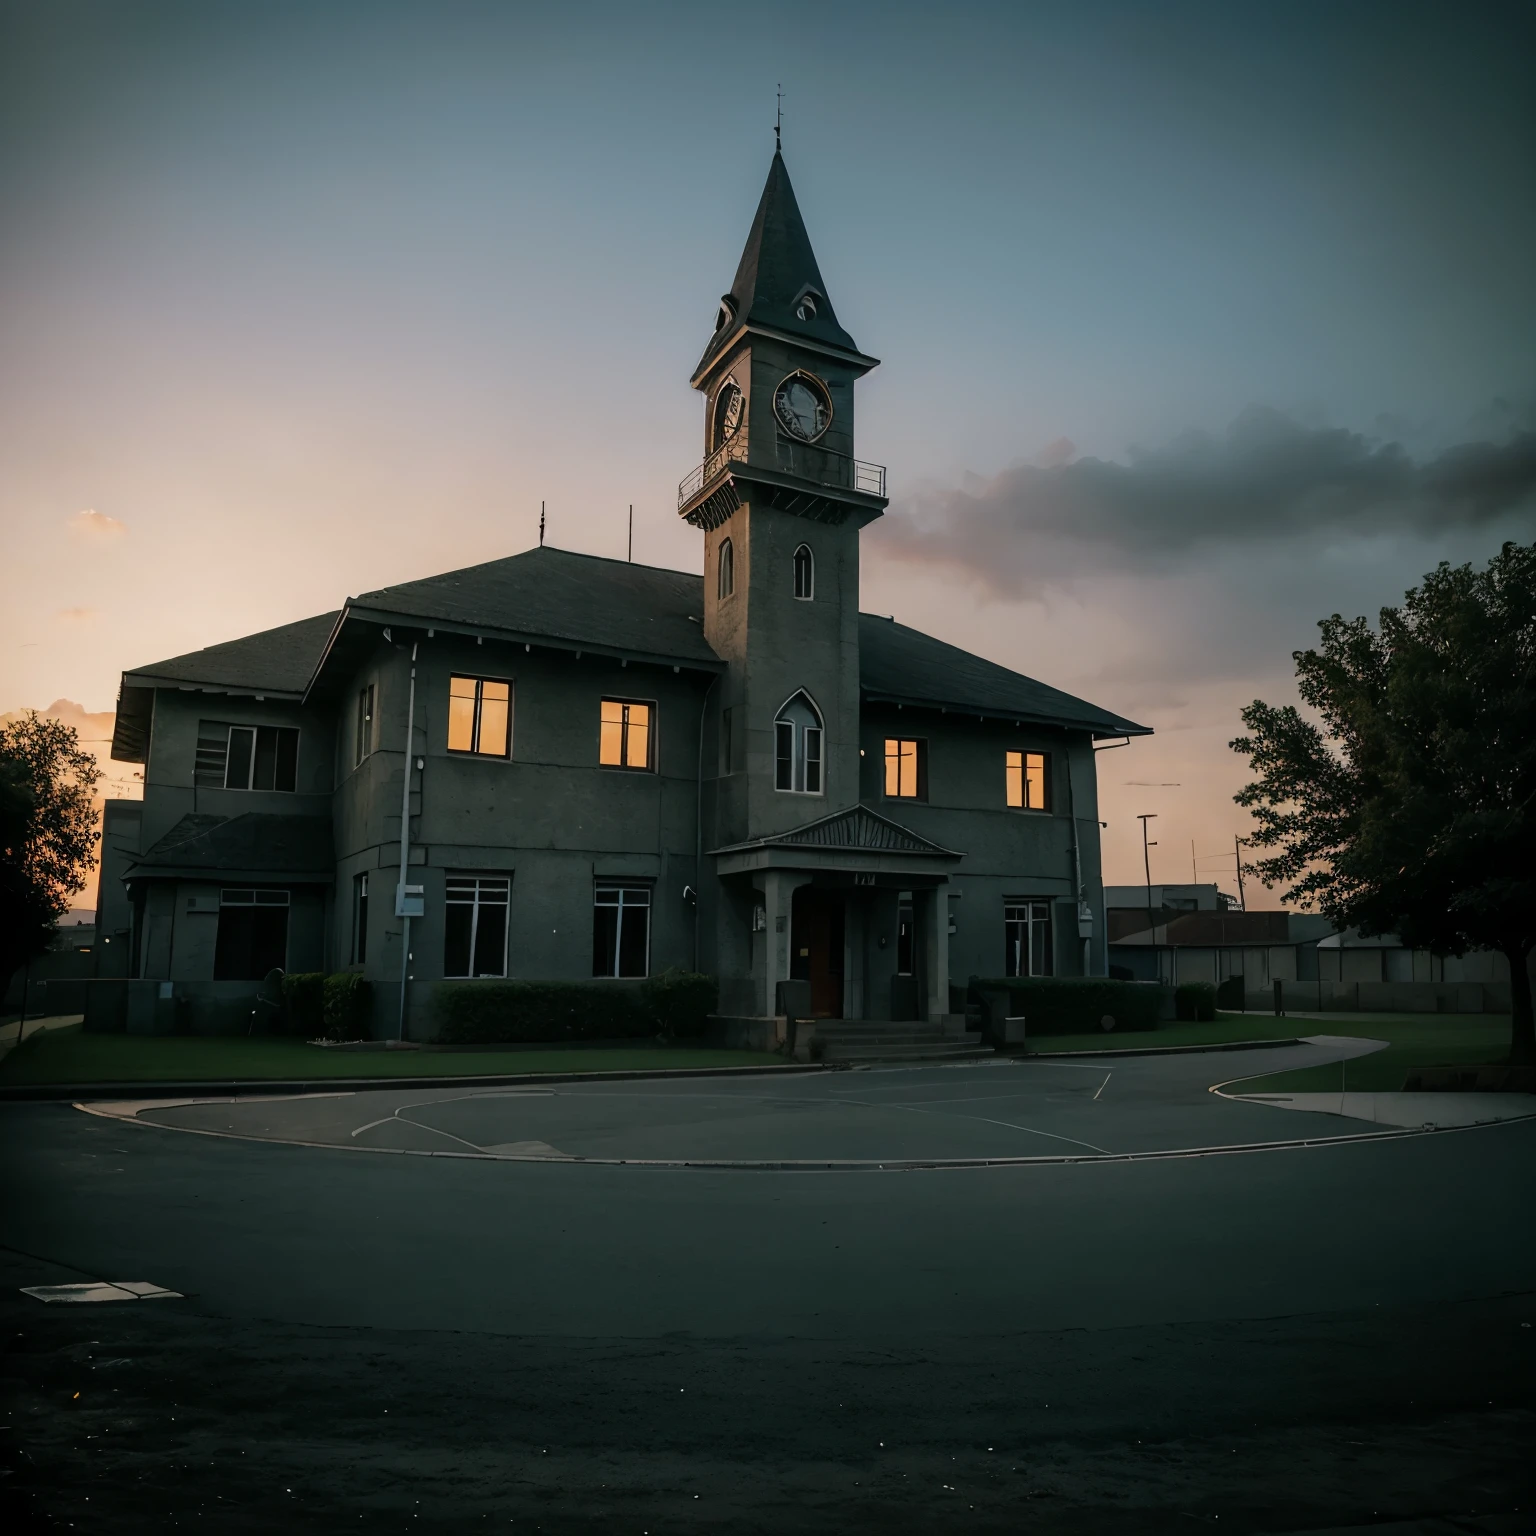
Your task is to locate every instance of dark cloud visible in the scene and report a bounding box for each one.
[870,407,1536,595]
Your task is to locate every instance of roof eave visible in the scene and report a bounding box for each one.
[691,322,880,388]
[860,689,1151,739]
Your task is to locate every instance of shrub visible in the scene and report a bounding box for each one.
[972,977,1169,1036]
[1215,975,1245,1012]
[323,972,373,1041]
[1175,982,1217,1022]
[434,979,654,1045]
[280,972,325,1037]
[643,969,718,1040]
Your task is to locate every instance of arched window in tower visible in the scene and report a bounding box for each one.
[793,543,814,600]
[717,538,734,600]
[774,692,823,795]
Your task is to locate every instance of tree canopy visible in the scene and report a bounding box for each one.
[1232,540,1536,1062]
[0,712,103,998]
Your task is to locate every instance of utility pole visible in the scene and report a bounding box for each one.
[1137,813,1158,976]
[627,504,633,562]
[1234,835,1247,910]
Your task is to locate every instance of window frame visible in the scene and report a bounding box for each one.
[883,737,927,800]
[793,543,814,600]
[354,683,375,768]
[351,871,369,966]
[443,873,511,979]
[447,675,513,759]
[592,883,652,978]
[223,724,299,793]
[717,537,734,600]
[1005,749,1051,811]
[1004,899,1054,978]
[773,692,824,795]
[213,887,290,981]
[598,697,657,773]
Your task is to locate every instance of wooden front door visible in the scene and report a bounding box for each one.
[790,888,845,1019]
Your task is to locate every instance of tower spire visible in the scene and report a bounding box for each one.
[775,83,782,153]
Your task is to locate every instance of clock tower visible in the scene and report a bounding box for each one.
[680,148,887,851]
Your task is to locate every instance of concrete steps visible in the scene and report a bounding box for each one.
[809,1016,995,1066]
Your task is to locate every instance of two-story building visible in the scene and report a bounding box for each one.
[98,147,1149,1040]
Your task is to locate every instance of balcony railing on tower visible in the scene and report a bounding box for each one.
[678,437,886,510]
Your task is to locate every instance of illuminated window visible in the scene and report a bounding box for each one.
[884,738,925,799]
[599,699,654,771]
[593,884,651,977]
[717,537,734,599]
[793,543,814,599]
[774,692,823,794]
[351,871,368,965]
[1005,750,1049,810]
[444,875,510,978]
[1005,900,1053,977]
[448,676,512,757]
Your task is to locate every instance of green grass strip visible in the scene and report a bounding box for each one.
[0,1026,781,1086]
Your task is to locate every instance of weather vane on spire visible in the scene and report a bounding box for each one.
[775,84,782,151]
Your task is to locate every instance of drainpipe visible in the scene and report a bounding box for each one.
[1066,744,1091,976]
[395,641,420,1040]
[692,674,719,973]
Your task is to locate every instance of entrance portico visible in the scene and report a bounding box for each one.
[712,804,962,1024]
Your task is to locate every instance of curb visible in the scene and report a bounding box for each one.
[0,1060,826,1104]
[1019,1037,1301,1061]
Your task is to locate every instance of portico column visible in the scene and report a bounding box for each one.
[926,883,951,1023]
[762,871,792,1020]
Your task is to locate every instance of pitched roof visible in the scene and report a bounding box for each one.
[124,612,340,695]
[115,549,1146,739]
[128,813,335,880]
[859,615,1148,737]
[712,803,959,858]
[695,150,864,378]
[351,546,720,667]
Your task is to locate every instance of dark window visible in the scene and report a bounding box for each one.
[884,738,926,799]
[214,889,289,980]
[444,875,510,978]
[1005,900,1053,978]
[593,885,651,977]
[1005,750,1049,810]
[351,871,369,965]
[793,543,814,599]
[223,726,298,792]
[354,684,375,767]
[599,699,654,771]
[717,538,734,599]
[774,693,822,794]
[448,676,512,757]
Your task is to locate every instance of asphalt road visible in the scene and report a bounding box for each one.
[2,1054,1534,1534]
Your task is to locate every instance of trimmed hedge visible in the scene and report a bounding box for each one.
[280,972,326,1037]
[324,972,373,1041]
[1216,975,1245,1011]
[645,969,718,1040]
[973,977,1169,1035]
[433,973,718,1045]
[1175,982,1217,1022]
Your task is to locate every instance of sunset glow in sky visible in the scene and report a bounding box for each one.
[3,0,1533,904]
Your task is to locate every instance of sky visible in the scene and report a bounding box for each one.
[2,0,1533,908]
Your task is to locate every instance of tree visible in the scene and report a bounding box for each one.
[1231,541,1536,1064]
[0,712,103,1001]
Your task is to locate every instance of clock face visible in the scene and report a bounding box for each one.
[773,371,832,442]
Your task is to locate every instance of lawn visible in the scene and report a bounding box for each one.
[1024,1013,1299,1054]
[0,1025,785,1087]
[1213,1012,1516,1094]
